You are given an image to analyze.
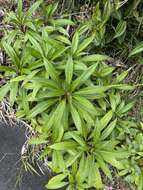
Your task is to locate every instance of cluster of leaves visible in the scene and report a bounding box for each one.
[0,1,142,190]
[118,122,143,190]
[58,0,143,61]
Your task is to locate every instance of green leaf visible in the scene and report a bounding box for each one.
[70,103,82,133]
[2,41,20,69]
[129,42,143,57]
[44,58,59,82]
[71,64,98,91]
[66,152,82,168]
[74,86,110,96]
[94,164,103,188]
[114,21,127,39]
[65,56,73,84]
[138,172,143,190]
[56,35,71,45]
[51,150,65,172]
[100,151,123,169]
[120,101,135,114]
[115,70,128,83]
[100,110,113,130]
[98,67,115,77]
[17,0,23,17]
[0,83,10,101]
[82,54,109,62]
[27,99,57,119]
[50,141,78,150]
[54,100,66,125]
[96,154,112,180]
[77,106,94,124]
[31,77,59,89]
[51,47,69,61]
[25,0,41,18]
[46,3,58,18]
[73,95,96,114]
[10,75,26,82]
[103,0,112,23]
[10,81,18,106]
[5,30,18,44]
[97,98,106,111]
[101,119,117,140]
[77,36,93,53]
[112,84,135,90]
[37,89,65,99]
[109,94,116,111]
[53,123,64,142]
[76,153,86,182]
[64,131,86,147]
[71,32,79,54]
[87,155,95,187]
[29,138,47,145]
[92,2,101,23]
[0,66,16,73]
[45,101,66,130]
[27,34,43,56]
[46,174,68,189]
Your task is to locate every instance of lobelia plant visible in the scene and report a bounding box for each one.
[0,1,138,190]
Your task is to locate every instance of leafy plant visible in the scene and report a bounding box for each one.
[119,122,143,190]
[0,1,140,190]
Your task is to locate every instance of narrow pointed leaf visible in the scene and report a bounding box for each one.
[74,86,110,96]
[114,21,127,39]
[72,64,98,91]
[115,70,128,83]
[101,119,117,140]
[46,174,68,189]
[26,0,41,18]
[129,42,143,57]
[100,110,113,130]
[81,54,109,62]
[70,103,82,133]
[50,141,78,150]
[44,58,59,82]
[0,83,10,101]
[27,99,57,118]
[10,81,18,106]
[65,56,73,84]
[65,131,86,147]
[77,36,93,53]
[2,41,20,69]
[29,138,47,145]
[71,32,79,54]
[94,164,103,188]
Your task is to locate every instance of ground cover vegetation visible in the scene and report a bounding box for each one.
[0,0,143,189]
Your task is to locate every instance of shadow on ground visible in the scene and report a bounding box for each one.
[0,122,51,190]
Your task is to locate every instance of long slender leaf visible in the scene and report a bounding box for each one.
[71,63,98,91]
[46,174,68,189]
[50,141,78,150]
[129,42,143,57]
[2,41,20,69]
[70,103,82,133]
[71,32,79,54]
[10,81,18,106]
[25,0,41,18]
[65,56,73,84]
[81,54,109,62]
[27,99,57,118]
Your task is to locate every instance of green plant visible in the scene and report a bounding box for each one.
[119,122,143,190]
[0,1,140,190]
